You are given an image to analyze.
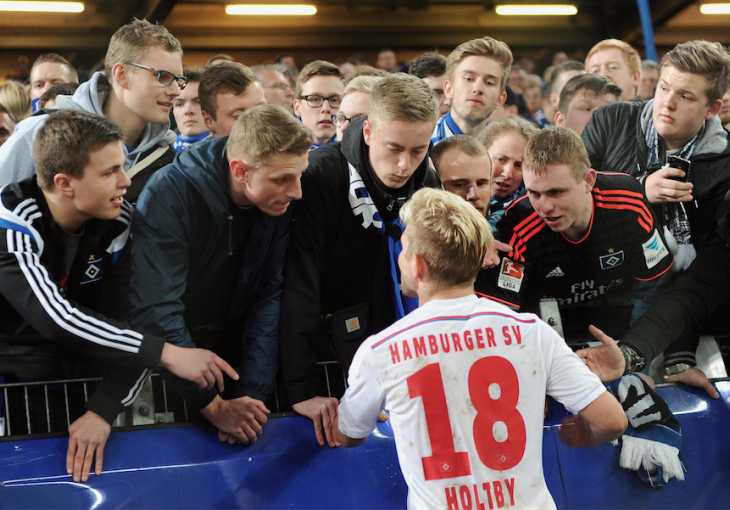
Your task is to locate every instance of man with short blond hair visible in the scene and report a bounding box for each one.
[294,60,344,148]
[432,37,512,144]
[281,73,441,447]
[199,62,266,139]
[130,104,312,445]
[585,39,641,101]
[335,187,627,510]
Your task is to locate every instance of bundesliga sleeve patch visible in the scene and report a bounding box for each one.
[497,258,525,292]
[642,230,670,269]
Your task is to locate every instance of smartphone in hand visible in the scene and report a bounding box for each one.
[668,155,691,182]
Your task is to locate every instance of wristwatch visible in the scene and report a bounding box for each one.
[665,363,693,376]
[620,345,646,376]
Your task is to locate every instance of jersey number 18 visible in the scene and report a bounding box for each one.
[407,357,527,481]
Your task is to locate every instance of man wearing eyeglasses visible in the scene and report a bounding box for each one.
[252,65,295,114]
[293,61,345,149]
[0,20,183,203]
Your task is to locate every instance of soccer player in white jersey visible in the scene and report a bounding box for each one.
[335,188,627,510]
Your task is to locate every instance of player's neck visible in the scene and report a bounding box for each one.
[418,283,474,307]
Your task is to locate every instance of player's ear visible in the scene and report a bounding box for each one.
[413,253,428,281]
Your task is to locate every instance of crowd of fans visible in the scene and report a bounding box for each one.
[1,18,729,498]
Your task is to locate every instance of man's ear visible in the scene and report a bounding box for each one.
[584,168,597,189]
[555,110,565,127]
[201,110,216,135]
[293,98,302,118]
[53,172,75,197]
[413,252,428,282]
[706,99,723,120]
[444,79,454,100]
[111,62,129,89]
[496,90,507,107]
[229,158,251,184]
[363,119,373,146]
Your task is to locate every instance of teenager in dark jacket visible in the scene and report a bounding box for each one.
[280,74,442,447]
[130,105,312,445]
[0,111,236,483]
[581,40,730,385]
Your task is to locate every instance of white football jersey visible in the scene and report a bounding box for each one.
[338,294,606,510]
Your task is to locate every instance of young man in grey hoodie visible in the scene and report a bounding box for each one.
[0,19,184,202]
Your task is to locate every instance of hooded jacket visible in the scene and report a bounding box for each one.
[129,137,289,409]
[0,178,162,422]
[280,117,441,405]
[582,99,730,251]
[0,72,176,201]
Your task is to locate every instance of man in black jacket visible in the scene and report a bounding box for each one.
[280,73,441,447]
[130,105,313,445]
[0,110,237,483]
[581,40,730,381]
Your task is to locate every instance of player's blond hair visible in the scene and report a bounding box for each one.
[400,188,493,289]
[368,73,439,131]
[585,39,641,80]
[227,104,312,168]
[523,126,590,182]
[446,37,513,94]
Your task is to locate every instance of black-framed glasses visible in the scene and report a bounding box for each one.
[331,113,362,127]
[298,94,342,108]
[123,62,188,89]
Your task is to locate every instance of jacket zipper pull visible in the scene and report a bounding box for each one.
[387,200,395,211]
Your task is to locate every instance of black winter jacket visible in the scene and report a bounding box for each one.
[0,178,163,422]
[582,99,730,251]
[129,137,289,408]
[280,117,441,405]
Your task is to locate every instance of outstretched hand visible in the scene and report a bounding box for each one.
[575,325,625,382]
[160,343,239,392]
[666,367,720,399]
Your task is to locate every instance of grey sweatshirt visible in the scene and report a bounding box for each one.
[0,72,176,187]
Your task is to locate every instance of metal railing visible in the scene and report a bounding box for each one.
[0,360,345,440]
